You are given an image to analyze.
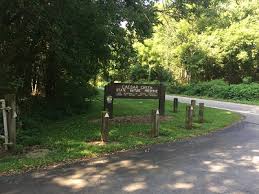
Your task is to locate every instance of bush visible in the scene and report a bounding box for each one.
[19,83,97,120]
[150,65,173,82]
[242,76,253,84]
[130,64,149,82]
[169,80,259,101]
[130,64,173,83]
[16,117,42,146]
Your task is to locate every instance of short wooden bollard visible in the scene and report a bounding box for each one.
[191,100,196,117]
[101,111,109,142]
[185,105,193,129]
[151,110,160,137]
[199,103,205,123]
[173,98,178,113]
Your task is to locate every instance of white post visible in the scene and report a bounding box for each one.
[0,99,9,150]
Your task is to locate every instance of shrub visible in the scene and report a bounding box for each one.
[150,65,173,82]
[130,64,173,83]
[242,76,253,84]
[130,64,149,82]
[16,117,42,146]
[170,80,259,102]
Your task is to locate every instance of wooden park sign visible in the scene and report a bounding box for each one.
[104,83,166,118]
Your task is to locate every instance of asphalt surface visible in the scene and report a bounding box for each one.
[1,95,259,194]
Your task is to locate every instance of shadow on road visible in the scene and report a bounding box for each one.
[1,121,259,194]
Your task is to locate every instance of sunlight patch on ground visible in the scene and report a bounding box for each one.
[206,162,229,173]
[252,156,259,164]
[69,168,96,179]
[90,159,109,165]
[203,161,212,165]
[173,170,185,176]
[233,145,243,149]
[168,182,194,190]
[53,177,88,190]
[106,160,159,171]
[223,179,236,186]
[208,185,227,193]
[213,152,229,157]
[122,182,147,192]
[51,167,107,191]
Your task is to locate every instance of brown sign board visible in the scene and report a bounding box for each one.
[104,83,165,118]
[113,83,160,98]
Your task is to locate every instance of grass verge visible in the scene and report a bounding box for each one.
[0,94,241,174]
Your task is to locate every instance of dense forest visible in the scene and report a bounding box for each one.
[0,0,157,114]
[134,0,259,84]
[1,0,259,115]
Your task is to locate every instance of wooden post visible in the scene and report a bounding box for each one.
[185,105,193,129]
[155,110,160,137]
[199,103,205,123]
[159,84,165,116]
[191,100,196,117]
[101,111,109,142]
[173,98,178,113]
[0,99,9,150]
[151,110,160,137]
[151,110,156,137]
[4,94,16,150]
[104,85,108,110]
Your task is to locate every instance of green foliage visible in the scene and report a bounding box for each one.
[135,0,259,84]
[129,63,172,83]
[243,76,253,84]
[171,80,259,101]
[17,117,41,146]
[132,39,174,83]
[130,64,149,82]
[0,0,157,113]
[150,65,173,82]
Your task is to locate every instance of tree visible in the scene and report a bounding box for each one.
[135,0,259,84]
[0,0,158,112]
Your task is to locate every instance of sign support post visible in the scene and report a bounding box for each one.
[159,84,165,116]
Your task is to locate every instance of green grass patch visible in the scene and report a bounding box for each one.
[0,94,241,174]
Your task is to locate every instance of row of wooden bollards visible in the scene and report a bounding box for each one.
[172,98,205,129]
[173,98,204,129]
[100,98,205,142]
[187,100,205,129]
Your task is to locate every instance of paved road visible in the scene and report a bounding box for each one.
[1,96,259,194]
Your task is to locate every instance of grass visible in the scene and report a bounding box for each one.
[0,93,241,174]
